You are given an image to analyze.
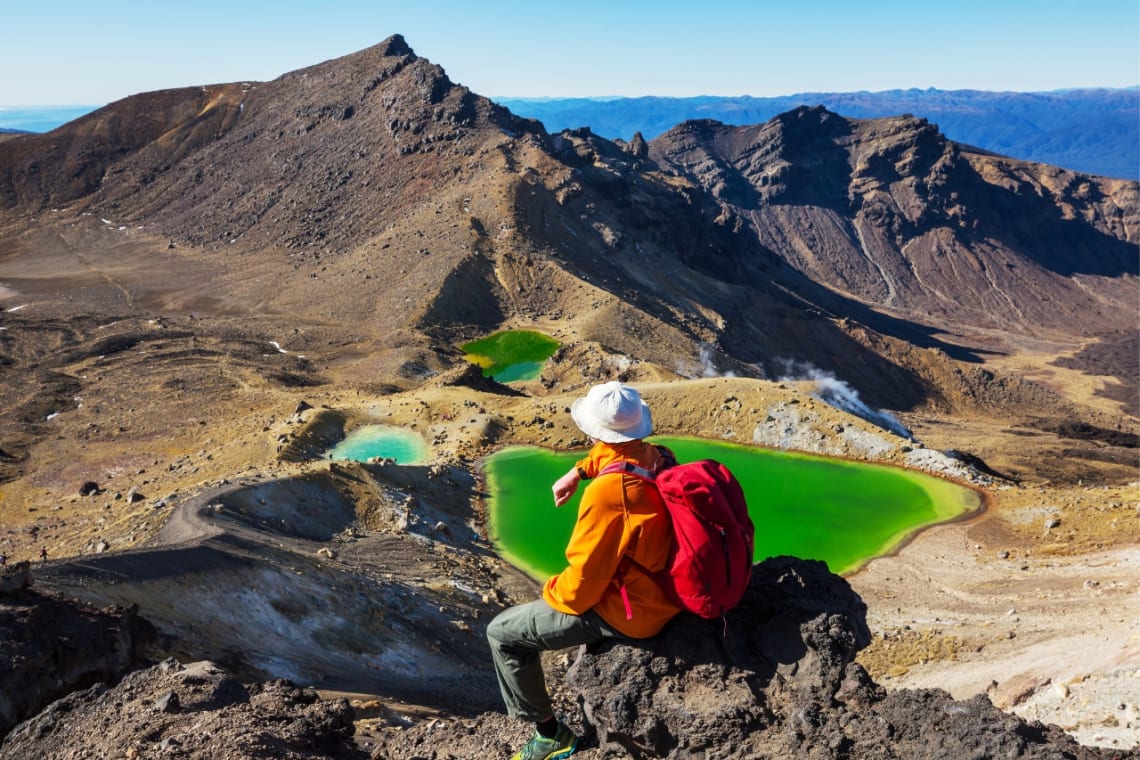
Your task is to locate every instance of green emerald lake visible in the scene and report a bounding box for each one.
[460,330,560,382]
[484,436,979,579]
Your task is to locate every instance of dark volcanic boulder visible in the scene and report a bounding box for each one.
[0,581,155,741]
[0,561,31,594]
[567,556,870,757]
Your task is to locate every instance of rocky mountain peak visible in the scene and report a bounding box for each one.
[648,103,1138,338]
[376,32,413,58]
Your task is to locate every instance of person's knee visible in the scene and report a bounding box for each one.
[486,606,514,647]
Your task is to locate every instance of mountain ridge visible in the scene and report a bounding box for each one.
[500,87,1140,180]
[5,86,1134,180]
[647,106,1138,343]
[0,37,1136,407]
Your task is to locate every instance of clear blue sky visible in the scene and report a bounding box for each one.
[2,0,1137,106]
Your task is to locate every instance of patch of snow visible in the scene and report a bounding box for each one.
[269,342,288,354]
[7,304,28,312]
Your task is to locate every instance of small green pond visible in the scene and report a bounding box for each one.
[460,330,560,383]
[484,436,979,579]
[325,425,431,465]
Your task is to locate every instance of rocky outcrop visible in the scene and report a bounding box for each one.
[568,556,867,757]
[0,577,155,740]
[1,558,1117,759]
[0,660,363,760]
[567,556,1114,759]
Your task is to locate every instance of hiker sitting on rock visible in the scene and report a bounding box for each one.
[487,381,682,760]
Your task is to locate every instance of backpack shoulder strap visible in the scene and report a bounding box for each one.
[599,460,657,481]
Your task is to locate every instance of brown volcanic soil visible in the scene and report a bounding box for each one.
[0,36,1137,755]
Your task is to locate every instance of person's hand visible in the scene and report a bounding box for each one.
[552,468,581,507]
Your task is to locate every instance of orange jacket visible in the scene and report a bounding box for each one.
[542,440,682,637]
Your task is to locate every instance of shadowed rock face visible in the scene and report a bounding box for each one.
[566,557,1113,760]
[0,569,155,740]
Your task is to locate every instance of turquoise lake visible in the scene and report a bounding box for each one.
[325,425,431,465]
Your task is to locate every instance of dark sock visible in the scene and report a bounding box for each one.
[536,716,559,738]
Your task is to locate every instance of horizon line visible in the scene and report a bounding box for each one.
[3,84,1138,112]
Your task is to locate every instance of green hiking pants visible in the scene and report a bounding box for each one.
[486,598,626,721]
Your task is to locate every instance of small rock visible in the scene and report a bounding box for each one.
[154,691,180,713]
[0,561,34,593]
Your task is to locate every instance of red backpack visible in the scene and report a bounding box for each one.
[601,450,755,620]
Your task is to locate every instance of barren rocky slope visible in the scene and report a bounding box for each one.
[647,108,1138,340]
[0,34,1136,757]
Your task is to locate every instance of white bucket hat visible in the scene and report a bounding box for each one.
[570,381,653,443]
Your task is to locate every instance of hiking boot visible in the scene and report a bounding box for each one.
[509,721,578,760]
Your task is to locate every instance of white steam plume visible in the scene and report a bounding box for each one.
[697,344,737,379]
[776,359,912,438]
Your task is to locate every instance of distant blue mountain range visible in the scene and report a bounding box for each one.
[500,88,1139,180]
[0,106,98,134]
